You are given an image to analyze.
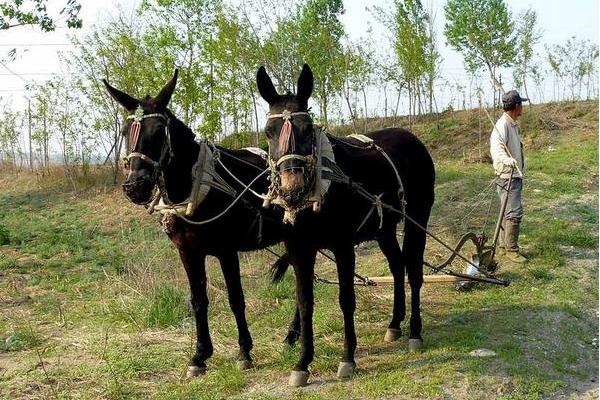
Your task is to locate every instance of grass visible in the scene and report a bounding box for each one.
[0,101,597,399]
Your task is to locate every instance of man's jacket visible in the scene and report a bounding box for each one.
[490,113,526,179]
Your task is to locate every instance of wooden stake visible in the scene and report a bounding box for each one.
[367,275,462,284]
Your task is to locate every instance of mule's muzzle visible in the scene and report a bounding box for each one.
[122,176,154,205]
[279,170,306,207]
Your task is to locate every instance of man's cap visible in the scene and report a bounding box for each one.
[502,90,528,107]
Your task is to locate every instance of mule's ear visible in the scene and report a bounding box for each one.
[296,64,313,109]
[102,79,138,111]
[155,68,179,109]
[256,66,280,105]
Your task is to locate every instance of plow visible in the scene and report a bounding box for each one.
[277,169,517,290]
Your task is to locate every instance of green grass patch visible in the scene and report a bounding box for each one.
[147,286,191,328]
[0,327,41,351]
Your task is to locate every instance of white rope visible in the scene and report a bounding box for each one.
[175,168,270,226]
[216,158,267,200]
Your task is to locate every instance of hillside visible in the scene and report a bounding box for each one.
[223,100,598,162]
[0,100,598,399]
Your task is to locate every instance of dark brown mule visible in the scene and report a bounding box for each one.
[257,64,435,386]
[103,70,290,376]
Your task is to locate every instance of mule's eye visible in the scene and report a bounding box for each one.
[265,126,274,139]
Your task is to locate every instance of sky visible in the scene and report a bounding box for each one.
[0,0,598,112]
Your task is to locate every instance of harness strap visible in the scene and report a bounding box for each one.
[274,153,314,168]
[266,110,311,120]
[126,152,160,169]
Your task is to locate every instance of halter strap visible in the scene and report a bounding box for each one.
[126,113,168,122]
[266,110,311,120]
[125,152,160,169]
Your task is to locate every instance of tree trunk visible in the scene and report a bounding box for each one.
[112,112,120,184]
[362,87,368,134]
[43,114,49,172]
[383,85,388,119]
[28,99,33,171]
[393,88,401,127]
[407,81,412,130]
[523,77,532,106]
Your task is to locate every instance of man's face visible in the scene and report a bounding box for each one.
[515,103,523,119]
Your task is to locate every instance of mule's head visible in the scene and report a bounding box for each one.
[256,64,314,207]
[103,70,178,205]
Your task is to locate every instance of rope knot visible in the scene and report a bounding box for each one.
[374,194,384,229]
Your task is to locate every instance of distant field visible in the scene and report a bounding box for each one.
[0,101,598,399]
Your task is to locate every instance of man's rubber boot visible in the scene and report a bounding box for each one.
[505,220,527,263]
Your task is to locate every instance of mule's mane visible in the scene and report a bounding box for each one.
[164,109,196,144]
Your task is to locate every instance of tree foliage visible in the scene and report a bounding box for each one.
[374,0,440,123]
[0,0,597,175]
[512,7,541,103]
[0,0,81,31]
[444,0,515,95]
[546,37,599,100]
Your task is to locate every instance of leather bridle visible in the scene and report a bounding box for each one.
[123,105,173,176]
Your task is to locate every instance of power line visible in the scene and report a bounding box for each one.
[0,43,73,47]
[0,72,79,76]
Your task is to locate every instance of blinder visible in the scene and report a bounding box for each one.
[123,105,172,178]
[264,109,334,224]
[266,109,316,191]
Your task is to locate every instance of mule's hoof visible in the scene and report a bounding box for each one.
[384,328,402,342]
[336,361,356,381]
[288,370,310,387]
[408,338,423,352]
[186,365,206,378]
[237,359,254,370]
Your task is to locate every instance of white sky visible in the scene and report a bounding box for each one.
[0,0,598,110]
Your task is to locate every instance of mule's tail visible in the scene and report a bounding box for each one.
[270,252,291,284]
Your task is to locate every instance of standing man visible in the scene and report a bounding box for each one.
[490,90,528,263]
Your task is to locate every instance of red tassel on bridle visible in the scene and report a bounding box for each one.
[129,121,141,152]
[278,118,295,154]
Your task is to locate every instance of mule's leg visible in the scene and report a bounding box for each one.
[333,245,357,380]
[284,307,301,346]
[217,252,254,369]
[377,225,405,342]
[179,250,213,377]
[288,246,317,387]
[403,207,431,352]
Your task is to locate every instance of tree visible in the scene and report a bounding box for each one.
[0,99,21,169]
[31,81,53,171]
[512,7,541,104]
[0,0,81,31]
[546,38,599,101]
[140,0,222,137]
[340,36,375,133]
[66,10,158,182]
[444,0,516,103]
[208,4,263,144]
[374,0,438,125]
[296,0,346,125]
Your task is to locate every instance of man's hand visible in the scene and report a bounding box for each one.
[503,157,518,168]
